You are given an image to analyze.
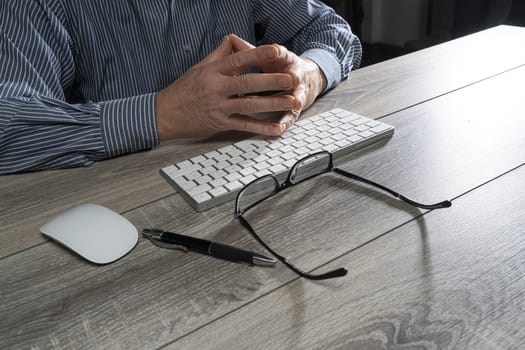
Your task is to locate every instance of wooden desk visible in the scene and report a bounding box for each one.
[1,25,524,349]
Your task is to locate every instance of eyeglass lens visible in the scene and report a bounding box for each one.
[237,175,280,214]
[238,152,333,214]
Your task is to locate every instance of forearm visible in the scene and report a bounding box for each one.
[0,94,158,174]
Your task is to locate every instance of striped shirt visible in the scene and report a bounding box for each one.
[0,0,362,174]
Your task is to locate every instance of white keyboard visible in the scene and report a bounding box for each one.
[160,108,394,211]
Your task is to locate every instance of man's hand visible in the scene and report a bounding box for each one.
[155,35,299,140]
[228,35,327,130]
[278,56,327,130]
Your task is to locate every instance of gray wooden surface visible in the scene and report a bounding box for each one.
[174,159,525,350]
[1,25,524,350]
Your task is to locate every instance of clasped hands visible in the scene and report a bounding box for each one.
[156,34,327,140]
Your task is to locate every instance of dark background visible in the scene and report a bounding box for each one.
[323,0,525,67]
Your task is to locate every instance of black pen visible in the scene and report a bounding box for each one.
[142,228,276,266]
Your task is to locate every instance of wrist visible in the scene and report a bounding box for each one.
[315,64,327,96]
[155,89,181,141]
[303,58,327,97]
[155,92,168,141]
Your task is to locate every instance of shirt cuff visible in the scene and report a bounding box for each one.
[100,93,159,157]
[301,48,342,93]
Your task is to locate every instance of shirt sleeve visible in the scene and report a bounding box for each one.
[253,0,362,92]
[0,1,158,175]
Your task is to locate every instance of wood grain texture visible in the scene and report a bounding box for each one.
[310,25,525,118]
[1,26,525,258]
[1,58,525,349]
[171,160,525,350]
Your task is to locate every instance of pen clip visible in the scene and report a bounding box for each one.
[142,228,189,253]
[148,238,189,252]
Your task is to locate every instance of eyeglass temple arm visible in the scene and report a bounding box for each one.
[287,264,347,280]
[333,168,452,210]
[237,216,347,280]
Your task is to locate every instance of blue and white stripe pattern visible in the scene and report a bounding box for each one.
[0,0,361,174]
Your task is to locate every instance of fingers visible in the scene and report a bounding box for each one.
[274,44,297,66]
[200,36,233,65]
[278,110,301,131]
[278,84,306,131]
[224,73,293,95]
[202,34,258,66]
[227,34,255,51]
[222,93,302,136]
[227,114,284,136]
[204,34,298,78]
[215,44,280,75]
[222,95,296,115]
[286,64,303,92]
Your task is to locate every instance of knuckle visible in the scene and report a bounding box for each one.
[272,44,284,56]
[294,97,305,111]
[229,55,236,71]
[237,74,250,94]
[289,71,301,87]
[240,98,253,114]
[241,120,250,132]
[230,53,243,70]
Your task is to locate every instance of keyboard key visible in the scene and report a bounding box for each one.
[225,172,242,182]
[194,192,212,204]
[210,178,227,188]
[240,167,257,176]
[240,175,257,185]
[195,175,212,185]
[160,108,394,211]
[359,130,375,138]
[187,184,212,196]
[210,187,228,198]
[372,124,393,133]
[225,181,243,192]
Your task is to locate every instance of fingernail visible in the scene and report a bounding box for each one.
[281,99,294,108]
[266,48,277,59]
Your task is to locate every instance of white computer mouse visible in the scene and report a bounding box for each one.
[40,203,138,264]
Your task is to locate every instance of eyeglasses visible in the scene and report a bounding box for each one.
[234,151,452,280]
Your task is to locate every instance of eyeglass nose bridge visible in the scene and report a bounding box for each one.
[288,166,299,183]
[287,151,333,185]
